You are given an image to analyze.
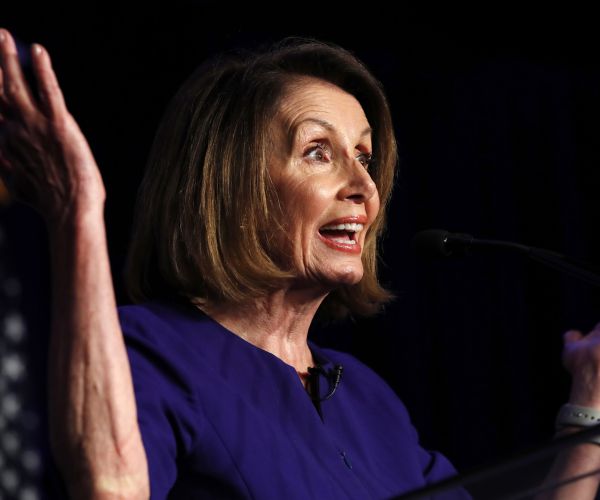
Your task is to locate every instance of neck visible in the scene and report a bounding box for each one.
[198,287,327,374]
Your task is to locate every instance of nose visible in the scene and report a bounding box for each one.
[337,158,378,203]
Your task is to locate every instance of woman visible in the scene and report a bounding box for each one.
[118,38,466,499]
[1,28,600,499]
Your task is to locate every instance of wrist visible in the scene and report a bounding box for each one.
[47,202,105,236]
[555,403,600,445]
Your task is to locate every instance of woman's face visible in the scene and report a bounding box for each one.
[269,78,380,290]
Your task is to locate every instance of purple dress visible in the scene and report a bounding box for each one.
[120,299,468,499]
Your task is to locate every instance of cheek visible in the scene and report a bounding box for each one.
[370,190,381,218]
[281,179,330,222]
[273,181,316,247]
[286,187,332,260]
[359,193,381,245]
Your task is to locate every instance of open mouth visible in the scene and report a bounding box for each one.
[318,222,364,245]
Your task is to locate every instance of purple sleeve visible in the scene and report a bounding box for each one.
[120,307,197,499]
[126,344,178,498]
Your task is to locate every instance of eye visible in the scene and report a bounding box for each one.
[356,152,374,169]
[305,142,332,162]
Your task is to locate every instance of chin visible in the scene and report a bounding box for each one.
[327,266,364,286]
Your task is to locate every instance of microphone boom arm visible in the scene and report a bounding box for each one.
[415,229,600,288]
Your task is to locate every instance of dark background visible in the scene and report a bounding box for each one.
[3,2,600,494]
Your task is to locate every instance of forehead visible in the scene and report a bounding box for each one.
[276,78,371,136]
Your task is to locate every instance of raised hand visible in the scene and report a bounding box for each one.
[0,28,105,228]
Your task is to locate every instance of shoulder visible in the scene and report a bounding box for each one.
[118,299,200,337]
[118,299,224,394]
[118,299,220,352]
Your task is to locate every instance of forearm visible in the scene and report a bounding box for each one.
[536,429,600,499]
[47,208,148,499]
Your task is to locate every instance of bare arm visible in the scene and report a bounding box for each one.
[535,438,600,499]
[48,211,149,498]
[0,29,148,498]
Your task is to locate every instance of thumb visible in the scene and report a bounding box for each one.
[563,330,584,345]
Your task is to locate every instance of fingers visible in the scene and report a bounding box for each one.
[0,147,12,174]
[0,64,10,172]
[30,43,67,120]
[0,62,4,109]
[0,29,69,124]
[563,322,600,344]
[0,29,36,118]
[0,134,15,203]
[0,63,10,120]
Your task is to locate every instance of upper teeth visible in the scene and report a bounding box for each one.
[321,223,364,232]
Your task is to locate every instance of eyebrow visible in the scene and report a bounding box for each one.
[287,117,372,147]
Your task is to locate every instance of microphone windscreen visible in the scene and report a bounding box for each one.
[411,229,452,258]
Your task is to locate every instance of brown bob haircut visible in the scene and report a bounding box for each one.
[126,38,397,319]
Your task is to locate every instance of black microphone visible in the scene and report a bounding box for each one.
[308,364,343,402]
[412,229,600,288]
[305,364,343,420]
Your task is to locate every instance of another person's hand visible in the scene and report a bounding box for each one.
[562,324,600,408]
[0,28,104,229]
[532,326,600,499]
